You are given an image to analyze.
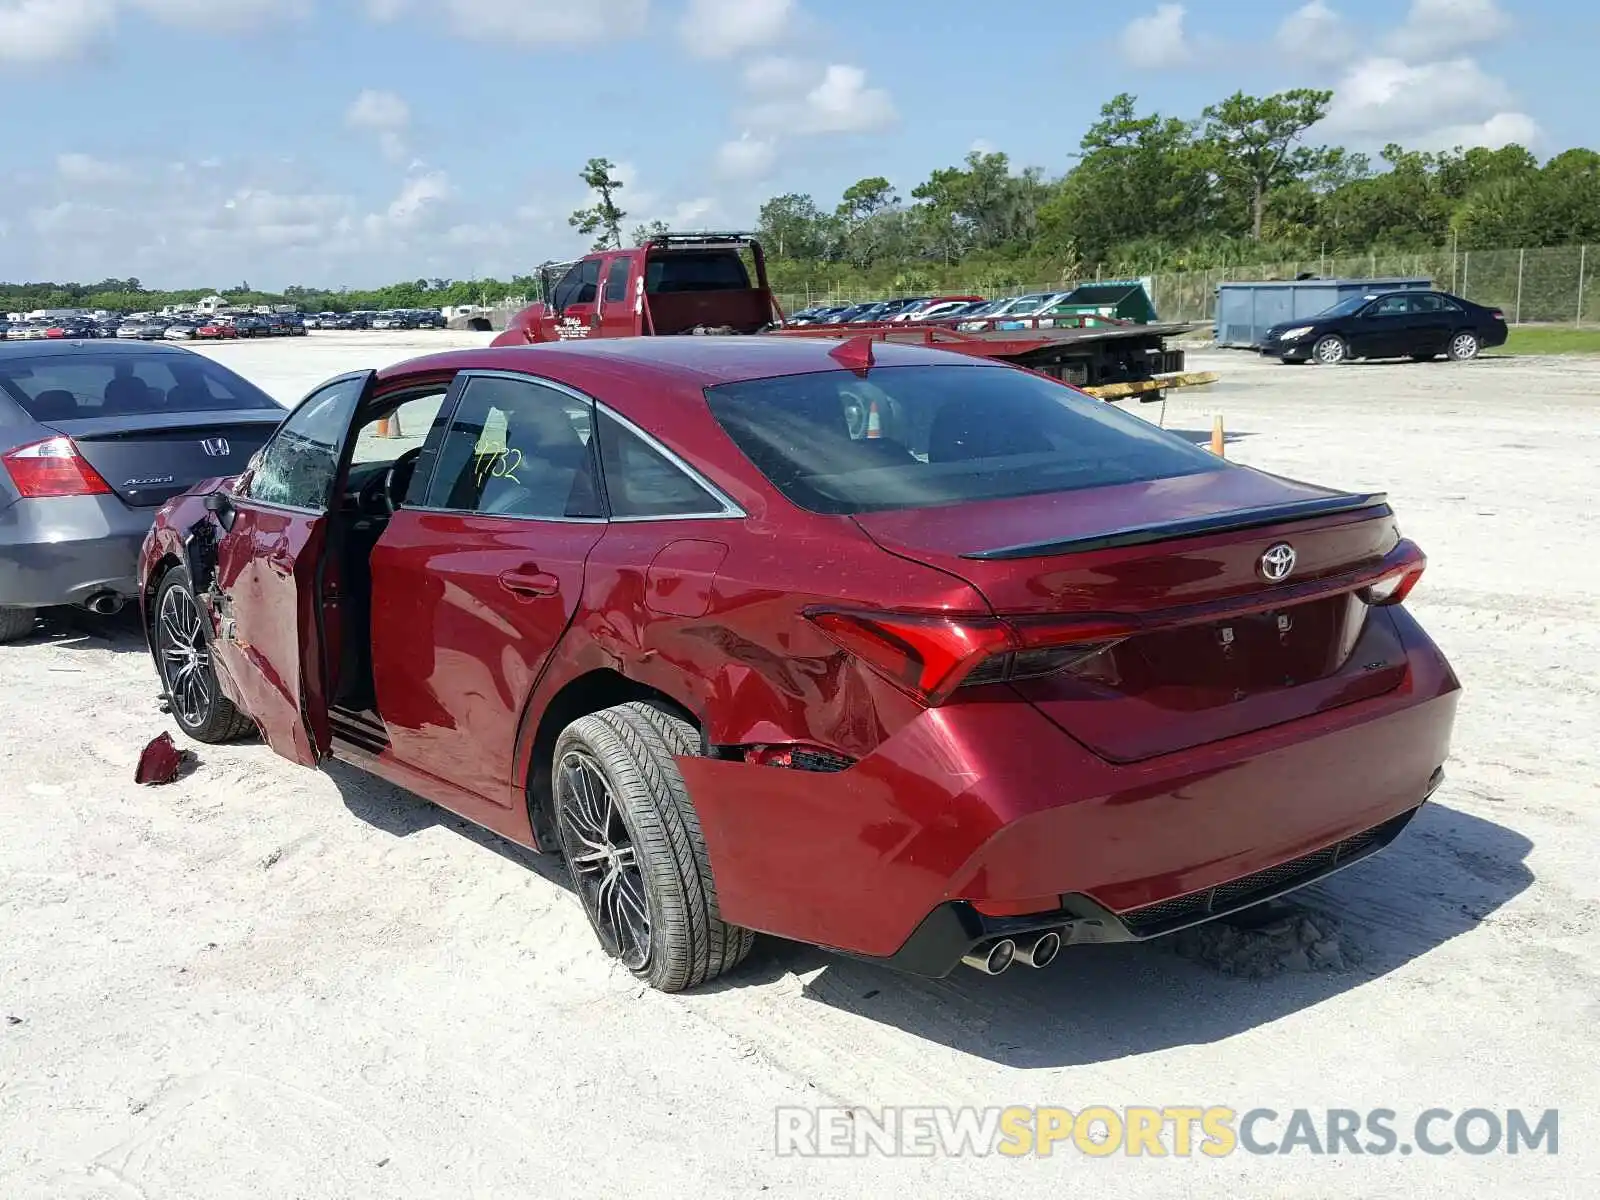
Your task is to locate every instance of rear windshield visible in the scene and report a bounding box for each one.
[645,251,751,294]
[704,364,1225,515]
[0,352,280,421]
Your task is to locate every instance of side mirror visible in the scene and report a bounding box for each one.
[203,489,236,532]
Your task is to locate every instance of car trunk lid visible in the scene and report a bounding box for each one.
[851,467,1416,762]
[45,410,282,507]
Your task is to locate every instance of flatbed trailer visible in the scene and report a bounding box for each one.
[772,315,1215,400]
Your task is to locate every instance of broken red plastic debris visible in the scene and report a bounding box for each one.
[828,334,875,373]
[135,731,192,785]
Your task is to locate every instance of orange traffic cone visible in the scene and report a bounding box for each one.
[376,412,401,439]
[1209,414,1225,456]
[866,400,881,439]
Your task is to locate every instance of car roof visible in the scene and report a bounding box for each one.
[0,338,196,361]
[377,334,1009,389]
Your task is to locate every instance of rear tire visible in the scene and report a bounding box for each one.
[153,566,255,744]
[0,607,36,644]
[552,701,754,992]
[1312,335,1348,365]
[1447,331,1481,361]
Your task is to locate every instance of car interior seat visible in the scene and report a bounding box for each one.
[103,369,156,414]
[28,390,81,422]
[927,396,1042,463]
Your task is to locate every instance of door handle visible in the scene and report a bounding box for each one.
[498,568,559,598]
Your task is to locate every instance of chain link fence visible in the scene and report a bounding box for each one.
[776,244,1599,328]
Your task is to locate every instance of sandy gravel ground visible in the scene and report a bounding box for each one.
[2,333,1596,1198]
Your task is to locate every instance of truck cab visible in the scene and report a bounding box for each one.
[492,233,782,347]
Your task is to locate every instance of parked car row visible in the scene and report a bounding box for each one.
[784,296,986,326]
[303,308,448,330]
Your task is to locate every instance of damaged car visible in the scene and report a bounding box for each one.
[137,337,1459,990]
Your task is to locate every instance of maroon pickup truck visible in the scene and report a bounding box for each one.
[492,233,782,346]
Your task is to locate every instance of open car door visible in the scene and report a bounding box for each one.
[203,370,375,765]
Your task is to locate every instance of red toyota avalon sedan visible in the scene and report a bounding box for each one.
[137,337,1459,991]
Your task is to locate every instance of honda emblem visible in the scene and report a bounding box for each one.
[200,437,230,457]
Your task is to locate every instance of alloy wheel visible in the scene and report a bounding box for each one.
[556,750,653,970]
[1314,336,1347,365]
[1451,332,1480,360]
[157,584,214,728]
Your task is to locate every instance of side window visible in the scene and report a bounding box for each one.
[241,376,362,509]
[572,259,601,305]
[603,257,632,303]
[1411,293,1447,313]
[424,375,601,519]
[596,411,726,518]
[349,391,451,465]
[1369,295,1413,317]
[550,264,583,312]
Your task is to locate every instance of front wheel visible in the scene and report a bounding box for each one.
[153,567,254,743]
[1448,331,1481,361]
[1312,335,1348,365]
[552,701,754,992]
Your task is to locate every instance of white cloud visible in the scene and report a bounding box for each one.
[56,152,130,184]
[970,138,998,155]
[715,132,776,180]
[0,0,115,64]
[679,0,790,58]
[381,170,454,228]
[1416,111,1541,151]
[745,61,895,135]
[1275,1,1356,65]
[436,0,648,45]
[345,88,410,132]
[1387,0,1510,60]
[345,89,412,163]
[1118,4,1192,69]
[364,0,409,19]
[131,0,310,31]
[743,54,813,95]
[1321,56,1513,139]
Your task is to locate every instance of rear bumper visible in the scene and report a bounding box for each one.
[879,788,1433,976]
[0,495,152,607]
[682,605,1460,974]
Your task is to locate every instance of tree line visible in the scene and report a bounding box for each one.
[6,88,1598,313]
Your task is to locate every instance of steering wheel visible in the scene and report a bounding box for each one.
[380,446,424,514]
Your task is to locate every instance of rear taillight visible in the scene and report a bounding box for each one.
[1358,542,1426,606]
[2,435,114,498]
[1359,564,1425,606]
[806,608,1128,705]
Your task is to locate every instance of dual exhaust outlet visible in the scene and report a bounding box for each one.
[961,929,1062,975]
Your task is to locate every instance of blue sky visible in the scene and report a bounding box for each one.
[0,0,1591,289]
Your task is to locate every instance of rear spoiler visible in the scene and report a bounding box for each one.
[962,492,1392,560]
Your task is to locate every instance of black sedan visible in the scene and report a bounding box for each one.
[1261,289,1508,365]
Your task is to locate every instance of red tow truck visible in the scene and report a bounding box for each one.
[492,233,1214,399]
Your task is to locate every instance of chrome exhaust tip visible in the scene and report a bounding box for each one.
[83,591,124,615]
[961,937,1017,975]
[1016,930,1062,969]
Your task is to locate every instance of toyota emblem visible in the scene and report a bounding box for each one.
[1259,542,1297,582]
